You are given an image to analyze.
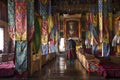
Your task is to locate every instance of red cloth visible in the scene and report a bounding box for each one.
[0,61,15,77]
[66,49,76,60]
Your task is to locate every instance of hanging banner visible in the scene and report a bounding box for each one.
[27,0,34,41]
[8,0,15,40]
[98,0,103,43]
[15,1,27,40]
[34,17,40,53]
[39,1,48,19]
[42,20,48,35]
[42,44,48,55]
[15,41,27,74]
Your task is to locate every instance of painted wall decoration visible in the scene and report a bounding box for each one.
[34,17,41,53]
[15,41,27,74]
[8,0,15,40]
[27,0,34,41]
[66,20,79,38]
[15,1,27,40]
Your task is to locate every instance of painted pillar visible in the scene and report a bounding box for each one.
[98,0,103,56]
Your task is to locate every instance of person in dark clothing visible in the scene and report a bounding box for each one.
[66,38,77,64]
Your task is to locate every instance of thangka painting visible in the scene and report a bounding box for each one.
[15,41,27,74]
[66,20,79,38]
[15,1,27,40]
[8,0,15,40]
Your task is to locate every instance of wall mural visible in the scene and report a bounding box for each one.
[66,21,79,38]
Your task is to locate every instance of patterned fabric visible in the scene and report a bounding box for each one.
[8,0,15,40]
[48,0,51,15]
[49,44,55,53]
[103,43,110,57]
[15,2,27,40]
[39,1,48,19]
[41,35,48,45]
[0,61,15,77]
[42,20,48,35]
[27,0,34,41]
[103,0,110,57]
[42,44,48,55]
[98,0,103,43]
[48,16,54,33]
[34,17,40,53]
[15,41,27,74]
[89,24,99,45]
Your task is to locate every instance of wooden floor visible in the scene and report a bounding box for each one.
[0,53,120,80]
[29,53,120,80]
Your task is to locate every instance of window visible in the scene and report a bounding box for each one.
[0,27,4,51]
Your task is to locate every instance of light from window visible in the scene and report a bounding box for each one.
[0,28,4,51]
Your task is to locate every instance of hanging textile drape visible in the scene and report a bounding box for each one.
[15,0,27,76]
[15,1,27,40]
[98,0,103,43]
[39,0,48,19]
[27,0,34,41]
[41,20,48,55]
[34,17,40,53]
[8,0,15,40]
[103,0,110,57]
[15,41,27,74]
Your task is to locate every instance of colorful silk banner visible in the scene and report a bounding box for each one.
[27,0,34,41]
[39,1,48,19]
[48,16,54,33]
[8,0,15,40]
[103,0,110,57]
[15,1,27,40]
[42,44,48,55]
[15,41,27,74]
[98,0,103,43]
[34,17,40,53]
[42,20,48,35]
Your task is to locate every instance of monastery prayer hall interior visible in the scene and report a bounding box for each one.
[0,0,120,79]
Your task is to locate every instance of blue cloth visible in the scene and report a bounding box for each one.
[103,43,110,57]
